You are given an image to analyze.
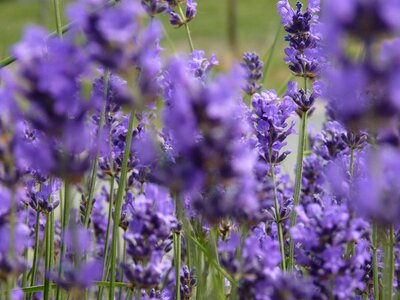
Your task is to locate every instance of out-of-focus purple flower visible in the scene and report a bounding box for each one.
[141,0,169,16]
[169,10,184,27]
[25,179,61,213]
[353,147,400,226]
[185,0,197,21]
[241,52,264,95]
[0,186,30,282]
[180,265,196,300]
[52,260,102,295]
[187,50,218,81]
[313,121,347,160]
[155,59,259,222]
[168,0,198,27]
[68,0,163,83]
[2,27,95,179]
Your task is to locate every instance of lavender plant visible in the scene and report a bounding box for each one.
[0,0,398,299]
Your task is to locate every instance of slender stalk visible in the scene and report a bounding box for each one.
[383,225,395,300]
[372,222,379,300]
[118,239,127,300]
[345,148,356,258]
[21,205,29,290]
[109,112,136,299]
[349,148,355,177]
[271,165,286,272]
[29,211,41,297]
[56,181,71,300]
[288,110,308,269]
[177,4,195,52]
[9,191,16,258]
[97,175,115,300]
[174,231,182,300]
[84,69,110,228]
[44,178,55,300]
[43,212,52,299]
[53,0,63,38]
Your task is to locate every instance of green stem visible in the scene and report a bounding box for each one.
[383,225,395,300]
[43,212,52,299]
[271,164,286,272]
[174,231,182,300]
[288,110,308,269]
[84,69,110,228]
[178,4,195,52]
[109,111,135,299]
[349,148,355,178]
[29,211,41,297]
[9,191,16,258]
[118,239,127,300]
[21,205,29,291]
[345,148,356,259]
[97,175,115,300]
[372,222,379,300]
[53,0,63,38]
[56,181,71,300]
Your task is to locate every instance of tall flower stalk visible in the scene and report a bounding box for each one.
[108,111,135,299]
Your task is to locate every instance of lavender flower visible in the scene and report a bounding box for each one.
[278,0,323,79]
[141,0,169,16]
[187,50,218,81]
[121,184,176,289]
[291,198,369,299]
[241,52,264,95]
[168,0,198,27]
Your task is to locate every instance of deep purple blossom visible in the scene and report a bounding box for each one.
[278,0,323,79]
[241,52,264,95]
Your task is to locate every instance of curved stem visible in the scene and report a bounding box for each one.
[109,111,135,299]
[84,69,110,228]
[177,4,195,52]
[270,164,287,272]
[288,110,308,269]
